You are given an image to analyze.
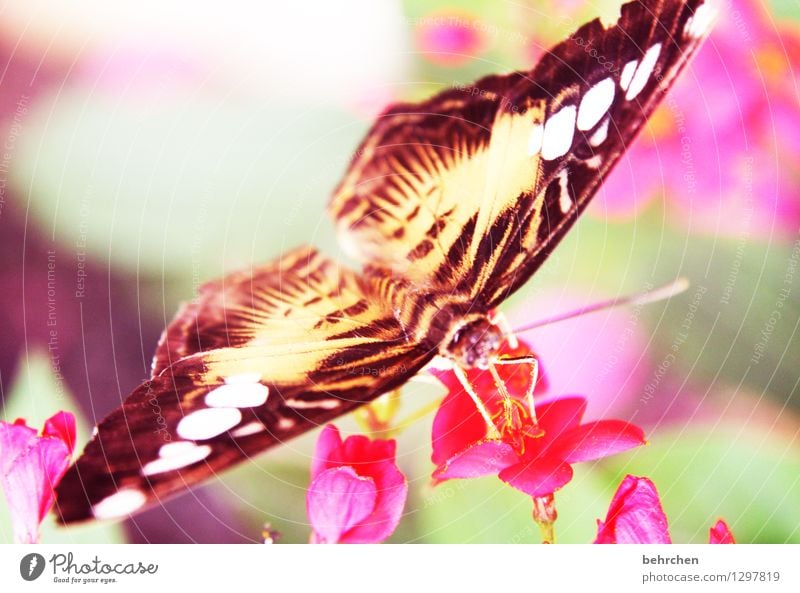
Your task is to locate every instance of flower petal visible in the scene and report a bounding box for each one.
[498,457,574,498]
[310,424,344,479]
[431,385,493,467]
[42,411,77,455]
[0,420,37,476]
[339,461,407,544]
[535,396,587,440]
[552,420,646,463]
[307,467,377,544]
[709,519,735,544]
[2,437,72,543]
[341,434,397,473]
[433,440,518,482]
[595,475,671,544]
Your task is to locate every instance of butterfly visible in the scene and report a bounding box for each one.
[55,0,716,523]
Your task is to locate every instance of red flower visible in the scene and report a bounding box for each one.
[307,425,407,544]
[0,411,76,543]
[595,475,736,544]
[430,340,645,497]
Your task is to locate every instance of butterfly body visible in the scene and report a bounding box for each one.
[55,0,716,524]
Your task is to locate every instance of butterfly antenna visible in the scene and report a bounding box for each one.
[512,277,690,335]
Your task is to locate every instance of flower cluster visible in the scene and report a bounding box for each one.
[2,341,735,545]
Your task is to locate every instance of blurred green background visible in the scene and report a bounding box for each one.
[1,0,798,543]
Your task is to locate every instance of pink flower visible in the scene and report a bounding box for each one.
[415,11,486,67]
[595,475,672,543]
[593,0,800,237]
[430,340,645,498]
[307,425,407,544]
[0,411,76,543]
[709,519,736,544]
[595,475,736,544]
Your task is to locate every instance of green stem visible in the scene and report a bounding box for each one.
[532,495,557,544]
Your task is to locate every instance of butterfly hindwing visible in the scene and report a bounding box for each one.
[55,248,434,523]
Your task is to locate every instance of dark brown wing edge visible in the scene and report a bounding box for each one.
[484,0,712,306]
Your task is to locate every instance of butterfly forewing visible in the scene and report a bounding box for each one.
[56,0,715,524]
[482,0,713,305]
[330,0,714,306]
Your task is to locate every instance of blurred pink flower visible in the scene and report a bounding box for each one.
[430,341,645,498]
[0,411,76,543]
[595,475,736,544]
[593,0,800,237]
[509,290,649,419]
[307,425,407,544]
[709,519,736,544]
[76,49,203,104]
[415,11,486,67]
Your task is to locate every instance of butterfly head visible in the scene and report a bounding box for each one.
[444,316,504,370]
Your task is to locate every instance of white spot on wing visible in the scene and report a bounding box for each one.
[590,118,610,146]
[142,441,212,476]
[177,407,242,440]
[685,2,716,38]
[577,77,615,131]
[205,383,269,408]
[232,421,266,437]
[557,170,572,214]
[92,489,147,519]
[527,123,544,156]
[285,398,341,410]
[626,43,662,100]
[541,105,576,160]
[224,372,262,384]
[584,155,603,169]
[620,60,637,91]
[277,417,296,430]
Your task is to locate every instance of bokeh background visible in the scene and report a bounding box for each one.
[1,0,799,543]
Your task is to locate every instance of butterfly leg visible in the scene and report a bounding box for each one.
[494,355,539,425]
[488,310,518,348]
[453,365,501,439]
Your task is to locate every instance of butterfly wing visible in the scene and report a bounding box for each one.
[329,0,715,306]
[55,246,433,523]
